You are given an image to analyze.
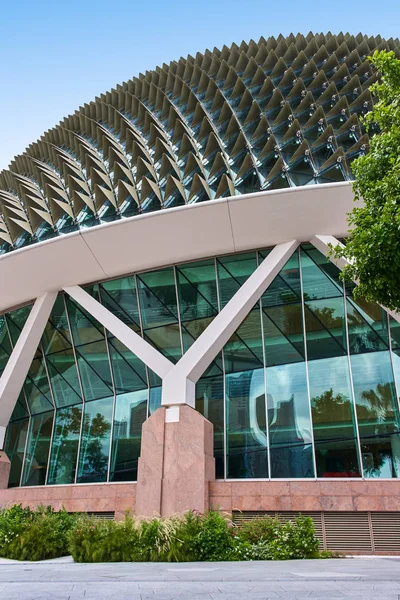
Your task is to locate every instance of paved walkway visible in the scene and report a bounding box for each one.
[0,556,399,599]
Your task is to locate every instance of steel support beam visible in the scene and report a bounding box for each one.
[0,292,57,448]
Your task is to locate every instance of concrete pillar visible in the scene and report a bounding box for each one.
[136,406,215,517]
[0,452,10,490]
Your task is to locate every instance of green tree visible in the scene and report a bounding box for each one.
[334,50,400,311]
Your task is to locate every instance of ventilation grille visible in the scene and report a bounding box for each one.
[232,511,400,554]
[83,511,115,520]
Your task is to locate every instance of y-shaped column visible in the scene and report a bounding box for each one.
[161,239,299,409]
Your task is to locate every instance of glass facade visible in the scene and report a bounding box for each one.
[4,244,400,486]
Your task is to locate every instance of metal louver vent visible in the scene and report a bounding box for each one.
[86,511,115,520]
[0,32,399,255]
[232,510,400,554]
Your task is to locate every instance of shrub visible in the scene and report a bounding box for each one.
[1,506,324,563]
[1,506,77,561]
[236,516,279,544]
[250,516,320,560]
[189,510,234,561]
[68,514,139,563]
[0,504,33,557]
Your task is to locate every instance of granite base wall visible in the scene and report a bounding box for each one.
[0,483,136,520]
[209,480,400,512]
[1,480,399,519]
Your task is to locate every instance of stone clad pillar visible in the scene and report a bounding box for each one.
[136,406,215,517]
[0,451,11,490]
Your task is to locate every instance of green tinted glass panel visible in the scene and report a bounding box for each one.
[267,362,314,478]
[302,245,342,289]
[300,248,342,300]
[149,385,162,414]
[177,259,218,353]
[263,303,304,366]
[196,373,224,478]
[6,305,33,347]
[5,419,28,487]
[46,350,82,408]
[75,342,113,401]
[177,260,218,323]
[390,317,400,350]
[24,358,53,415]
[110,390,148,482]
[347,298,388,354]
[305,297,347,360]
[137,267,178,328]
[226,368,268,478]
[77,397,113,483]
[108,337,147,394]
[41,295,72,355]
[137,267,182,362]
[10,392,29,420]
[261,252,302,307]
[0,315,12,373]
[22,411,54,486]
[351,351,400,478]
[66,298,105,346]
[144,323,182,364]
[309,356,361,477]
[224,309,264,374]
[47,404,82,485]
[99,277,141,332]
[217,252,257,308]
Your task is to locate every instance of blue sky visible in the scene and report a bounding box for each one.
[1,0,399,171]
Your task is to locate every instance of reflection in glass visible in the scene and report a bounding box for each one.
[351,351,400,478]
[110,390,148,481]
[48,405,82,484]
[46,350,82,408]
[149,385,162,414]
[217,253,257,308]
[224,309,263,374]
[304,297,347,360]
[22,411,54,486]
[226,369,268,478]
[308,357,361,477]
[24,358,54,414]
[77,397,113,483]
[267,362,314,478]
[346,298,388,354]
[5,419,28,487]
[196,374,224,478]
[41,296,72,354]
[108,337,147,394]
[263,303,304,366]
[300,248,342,300]
[75,343,113,401]
[100,276,140,331]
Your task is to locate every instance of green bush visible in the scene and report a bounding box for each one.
[0,504,33,556]
[248,516,320,560]
[68,514,139,563]
[236,515,278,544]
[0,505,77,561]
[0,506,324,563]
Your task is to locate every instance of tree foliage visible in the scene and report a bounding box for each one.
[334,50,400,311]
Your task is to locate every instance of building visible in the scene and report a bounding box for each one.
[1,32,400,553]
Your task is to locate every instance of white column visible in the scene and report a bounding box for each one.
[310,234,400,324]
[162,239,299,407]
[0,292,57,448]
[63,285,173,379]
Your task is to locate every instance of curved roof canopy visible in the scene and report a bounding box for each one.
[0,31,399,255]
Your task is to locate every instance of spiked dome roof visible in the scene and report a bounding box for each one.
[0,31,399,256]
